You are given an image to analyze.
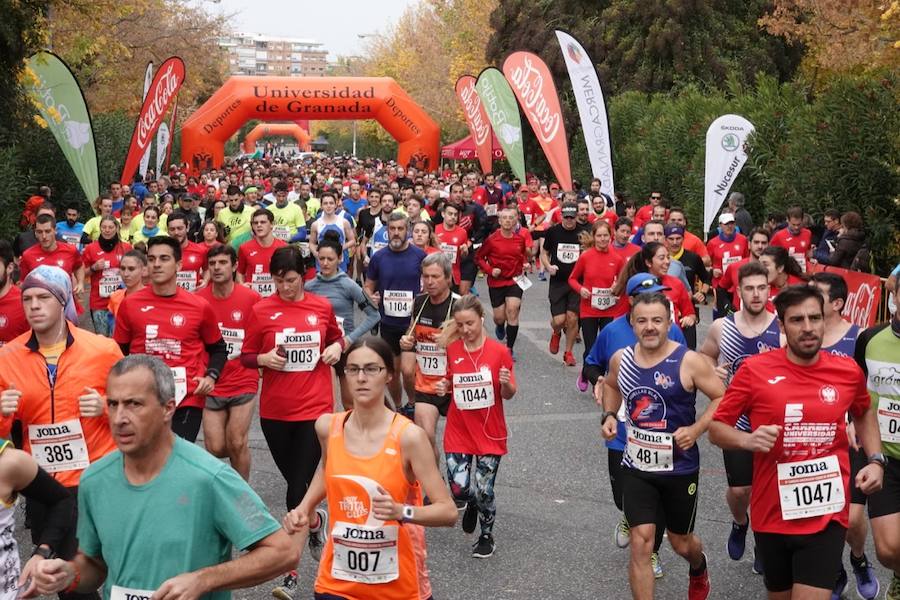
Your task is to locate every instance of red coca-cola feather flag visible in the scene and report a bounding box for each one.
[120,57,185,184]
[454,75,494,175]
[502,51,572,190]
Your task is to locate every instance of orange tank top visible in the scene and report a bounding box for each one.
[315,412,423,600]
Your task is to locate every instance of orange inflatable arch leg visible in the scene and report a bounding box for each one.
[181,76,440,173]
[242,123,311,154]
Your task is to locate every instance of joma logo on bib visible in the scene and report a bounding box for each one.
[788,460,829,478]
[457,374,485,384]
[339,526,386,540]
[122,593,151,600]
[34,425,72,438]
[630,429,668,444]
[281,333,314,344]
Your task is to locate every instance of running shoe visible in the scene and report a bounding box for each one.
[308,507,328,561]
[687,554,710,600]
[495,324,506,341]
[549,330,561,354]
[614,516,630,548]
[271,570,298,600]
[576,372,589,393]
[726,516,749,560]
[831,566,848,600]
[509,348,516,362]
[850,555,879,599]
[563,351,576,366]
[461,502,478,534]
[651,552,664,579]
[752,547,764,575]
[885,573,900,600]
[538,270,547,281]
[472,533,495,558]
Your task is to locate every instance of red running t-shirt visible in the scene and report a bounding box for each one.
[475,230,528,288]
[713,348,870,534]
[770,227,812,271]
[19,242,80,279]
[82,241,132,310]
[706,234,748,288]
[241,292,342,421]
[435,224,469,285]
[195,284,262,397]
[0,286,28,346]
[237,237,287,297]
[568,247,627,318]
[114,287,223,409]
[443,336,516,456]
[177,242,209,292]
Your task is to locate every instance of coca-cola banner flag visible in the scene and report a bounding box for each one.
[555,30,614,198]
[703,114,754,236]
[138,62,154,178]
[502,51,572,191]
[454,75,494,175]
[120,56,184,184]
[808,263,882,328]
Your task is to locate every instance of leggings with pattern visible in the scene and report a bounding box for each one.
[446,453,501,536]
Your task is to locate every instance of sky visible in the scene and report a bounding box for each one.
[202,0,416,59]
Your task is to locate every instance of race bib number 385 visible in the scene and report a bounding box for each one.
[28,419,90,473]
[331,522,399,584]
[777,454,845,521]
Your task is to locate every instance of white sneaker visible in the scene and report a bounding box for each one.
[308,507,328,561]
[614,516,630,548]
[651,552,664,579]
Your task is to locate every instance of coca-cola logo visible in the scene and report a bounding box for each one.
[507,56,560,143]
[843,281,879,327]
[136,61,182,150]
[458,82,490,146]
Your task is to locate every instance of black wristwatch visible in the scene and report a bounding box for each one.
[204,368,220,382]
[32,545,56,560]
[868,453,887,468]
[601,411,617,425]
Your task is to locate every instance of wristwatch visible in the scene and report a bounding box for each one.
[204,368,220,382]
[401,505,415,523]
[868,453,887,468]
[601,411,617,425]
[32,545,56,560]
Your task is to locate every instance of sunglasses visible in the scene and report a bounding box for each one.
[630,277,662,295]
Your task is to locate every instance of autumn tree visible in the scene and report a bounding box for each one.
[760,0,900,73]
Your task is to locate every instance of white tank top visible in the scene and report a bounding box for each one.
[0,440,20,600]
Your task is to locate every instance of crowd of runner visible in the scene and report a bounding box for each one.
[0,153,898,600]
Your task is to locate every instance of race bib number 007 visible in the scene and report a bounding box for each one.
[331,521,399,584]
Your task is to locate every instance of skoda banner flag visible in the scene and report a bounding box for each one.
[704,114,755,236]
[555,30,615,198]
[475,67,526,183]
[24,52,99,203]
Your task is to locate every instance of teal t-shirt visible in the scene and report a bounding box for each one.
[77,437,281,600]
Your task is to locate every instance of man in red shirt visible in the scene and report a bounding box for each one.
[612,218,640,259]
[721,227,770,312]
[475,207,531,359]
[515,186,545,232]
[435,203,469,289]
[20,214,84,299]
[667,207,710,266]
[710,285,884,599]
[0,241,27,346]
[196,244,261,481]
[167,214,208,292]
[706,213,748,318]
[237,208,286,298]
[114,236,227,442]
[634,191,663,229]
[770,206,812,273]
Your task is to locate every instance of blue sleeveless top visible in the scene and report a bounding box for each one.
[619,344,699,475]
[824,323,860,358]
[720,314,781,431]
[315,216,349,271]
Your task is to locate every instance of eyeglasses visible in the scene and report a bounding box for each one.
[650,195,661,200]
[344,365,386,377]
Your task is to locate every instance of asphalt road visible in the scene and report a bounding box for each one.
[14,276,891,599]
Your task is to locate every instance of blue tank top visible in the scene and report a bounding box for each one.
[720,314,781,431]
[619,344,699,475]
[824,323,860,358]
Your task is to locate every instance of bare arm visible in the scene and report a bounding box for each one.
[400,427,457,527]
[697,319,722,364]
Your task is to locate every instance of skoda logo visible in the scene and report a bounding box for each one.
[721,133,740,152]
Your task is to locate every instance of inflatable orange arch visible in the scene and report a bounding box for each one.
[181,76,440,173]
[242,123,311,154]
